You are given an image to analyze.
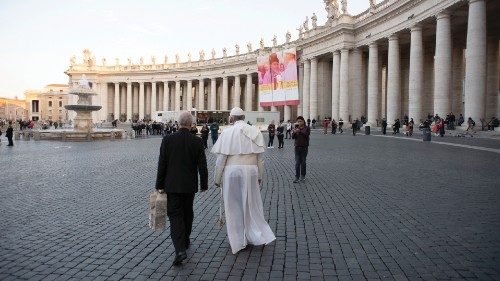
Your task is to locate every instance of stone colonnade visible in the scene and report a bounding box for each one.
[298,0,497,125]
[91,74,262,122]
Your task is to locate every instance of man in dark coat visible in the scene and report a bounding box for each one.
[155,112,208,266]
[5,122,14,146]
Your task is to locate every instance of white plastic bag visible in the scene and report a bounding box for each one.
[148,190,167,230]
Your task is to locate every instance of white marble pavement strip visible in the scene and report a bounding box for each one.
[371,134,500,154]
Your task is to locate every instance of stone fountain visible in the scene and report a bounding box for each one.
[34,75,124,141]
[65,76,102,133]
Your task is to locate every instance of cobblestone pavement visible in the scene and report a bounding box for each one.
[1,131,499,281]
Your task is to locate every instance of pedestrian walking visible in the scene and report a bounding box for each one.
[267,121,276,148]
[338,118,344,133]
[155,112,208,266]
[5,122,14,146]
[381,118,387,135]
[211,107,276,254]
[351,119,357,136]
[210,121,219,144]
[200,124,209,149]
[285,120,292,139]
[276,121,285,149]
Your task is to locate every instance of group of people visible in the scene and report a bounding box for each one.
[155,108,313,266]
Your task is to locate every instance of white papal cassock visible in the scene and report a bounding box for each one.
[212,119,276,254]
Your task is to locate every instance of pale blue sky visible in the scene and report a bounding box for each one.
[0,0,371,99]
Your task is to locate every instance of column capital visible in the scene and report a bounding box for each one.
[469,0,485,4]
[340,48,350,54]
[222,76,228,80]
[368,42,378,48]
[436,10,451,20]
[410,24,423,32]
[388,34,399,41]
[332,49,340,55]
[352,48,361,54]
[310,56,318,62]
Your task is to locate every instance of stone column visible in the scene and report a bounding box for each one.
[210,78,216,110]
[298,63,304,117]
[332,51,340,120]
[487,38,499,118]
[126,82,132,122]
[151,82,157,115]
[245,74,253,111]
[199,79,205,110]
[114,83,120,120]
[387,35,401,124]
[100,83,108,122]
[139,82,145,120]
[351,48,363,119]
[310,57,318,121]
[163,82,169,111]
[284,105,291,122]
[409,25,424,122]
[222,77,228,110]
[234,75,241,109]
[175,81,181,111]
[186,80,193,110]
[367,44,379,124]
[302,60,311,120]
[464,0,487,122]
[339,49,350,121]
[434,12,452,117]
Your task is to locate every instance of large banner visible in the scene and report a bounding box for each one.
[258,48,299,107]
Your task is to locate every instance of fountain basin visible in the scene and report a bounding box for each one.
[65,105,102,111]
[32,128,124,141]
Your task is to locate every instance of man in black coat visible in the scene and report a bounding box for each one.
[155,112,208,266]
[5,122,14,146]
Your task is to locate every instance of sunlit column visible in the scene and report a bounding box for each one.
[387,35,401,124]
[186,80,193,110]
[302,59,310,119]
[126,82,132,121]
[114,83,120,120]
[309,57,318,121]
[139,82,144,120]
[151,82,157,115]
[434,12,452,117]
[367,44,379,124]
[198,79,205,110]
[210,78,216,110]
[339,49,350,121]
[409,25,424,121]
[245,74,252,111]
[222,77,228,110]
[175,80,181,111]
[331,51,340,120]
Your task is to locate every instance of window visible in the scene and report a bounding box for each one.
[48,101,52,107]
[59,101,62,107]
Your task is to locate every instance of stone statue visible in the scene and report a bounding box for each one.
[91,56,96,67]
[303,16,309,31]
[325,0,340,20]
[102,58,106,66]
[151,56,156,65]
[70,55,76,66]
[199,49,205,61]
[341,0,347,14]
[175,53,180,64]
[82,49,92,66]
[139,57,144,65]
[286,31,291,43]
[115,58,120,66]
[222,48,227,58]
[312,13,318,29]
[235,44,240,56]
[164,55,168,64]
[187,52,192,62]
[128,57,132,65]
[272,35,277,47]
[296,26,304,38]
[247,42,253,52]
[211,48,216,59]
[369,0,376,9]
[260,38,265,50]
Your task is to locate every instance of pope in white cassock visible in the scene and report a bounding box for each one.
[212,107,276,254]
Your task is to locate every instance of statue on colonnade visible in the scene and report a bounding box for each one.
[151,56,156,65]
[247,42,253,53]
[369,0,376,10]
[188,52,192,62]
[341,0,347,14]
[324,0,340,20]
[115,58,120,66]
[175,53,180,64]
[199,50,205,61]
[296,25,304,39]
[235,44,240,56]
[286,31,291,43]
[139,57,144,65]
[102,58,106,66]
[311,13,318,29]
[272,35,277,47]
[82,49,92,66]
[128,57,132,65]
[164,55,168,64]
[260,38,265,50]
[211,48,216,59]
[303,16,309,31]
[70,55,76,67]
[222,48,227,58]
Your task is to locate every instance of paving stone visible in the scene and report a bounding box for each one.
[0,133,499,281]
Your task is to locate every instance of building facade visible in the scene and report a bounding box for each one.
[0,97,27,121]
[66,0,500,125]
[25,84,70,122]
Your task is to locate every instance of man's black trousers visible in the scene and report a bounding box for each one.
[167,193,195,254]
